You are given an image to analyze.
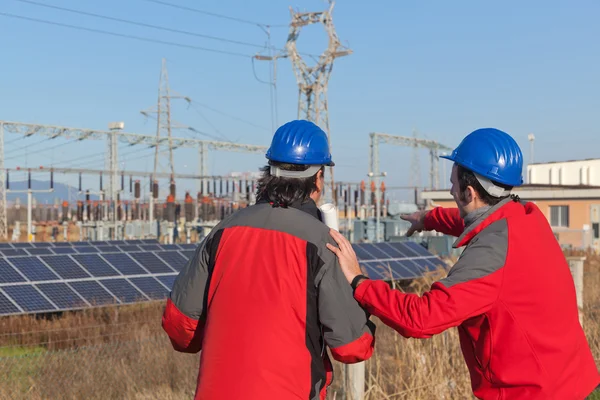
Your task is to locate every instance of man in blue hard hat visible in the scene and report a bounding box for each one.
[162,120,376,400]
[327,128,599,399]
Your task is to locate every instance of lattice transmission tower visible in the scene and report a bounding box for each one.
[285,0,352,201]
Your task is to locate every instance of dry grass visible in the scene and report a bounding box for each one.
[0,253,598,399]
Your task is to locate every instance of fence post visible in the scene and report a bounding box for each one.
[566,256,585,327]
[345,362,365,400]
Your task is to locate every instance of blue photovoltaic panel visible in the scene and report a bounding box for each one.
[11,242,33,248]
[0,291,20,315]
[351,244,376,261]
[106,240,127,245]
[0,243,13,249]
[101,253,147,276]
[100,279,146,303]
[71,241,91,247]
[97,246,120,253]
[129,253,174,274]
[36,282,87,309]
[91,241,111,246]
[129,277,169,300]
[125,239,144,244]
[118,245,142,253]
[388,242,421,258]
[32,242,53,248]
[26,248,54,256]
[9,257,59,281]
[178,243,197,250]
[41,255,90,280]
[52,247,77,254]
[139,244,161,251]
[53,242,73,247]
[75,246,100,253]
[159,244,181,251]
[69,281,117,306]
[156,251,188,271]
[2,285,56,312]
[156,274,177,290]
[141,239,159,244]
[72,254,119,277]
[0,259,26,284]
[1,249,29,257]
[180,250,195,260]
[404,241,434,257]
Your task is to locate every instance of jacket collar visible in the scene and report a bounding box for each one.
[453,196,524,248]
[257,198,322,221]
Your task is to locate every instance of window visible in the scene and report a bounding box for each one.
[593,223,599,240]
[550,205,569,227]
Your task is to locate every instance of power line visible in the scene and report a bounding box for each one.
[0,12,251,58]
[141,0,288,28]
[14,0,272,50]
[189,99,271,132]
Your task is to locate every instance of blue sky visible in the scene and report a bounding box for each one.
[1,0,599,201]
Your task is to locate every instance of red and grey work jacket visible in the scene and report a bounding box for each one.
[162,199,375,400]
[354,198,599,399]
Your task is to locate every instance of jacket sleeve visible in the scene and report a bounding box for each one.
[161,236,212,353]
[318,251,376,363]
[424,207,465,237]
[353,227,505,338]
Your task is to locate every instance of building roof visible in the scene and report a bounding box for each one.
[529,158,600,166]
[421,184,600,201]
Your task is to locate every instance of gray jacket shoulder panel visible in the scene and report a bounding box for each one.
[440,218,508,288]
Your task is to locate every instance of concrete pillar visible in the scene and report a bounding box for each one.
[566,256,585,327]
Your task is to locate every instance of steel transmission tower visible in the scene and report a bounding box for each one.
[285,0,352,201]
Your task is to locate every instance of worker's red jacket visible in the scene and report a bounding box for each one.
[354,198,600,399]
[162,200,376,400]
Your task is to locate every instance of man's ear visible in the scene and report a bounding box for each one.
[465,185,477,203]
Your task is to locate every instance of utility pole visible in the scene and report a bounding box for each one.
[107,122,124,239]
[0,123,7,239]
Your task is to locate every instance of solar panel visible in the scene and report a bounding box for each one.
[159,244,182,251]
[26,248,54,256]
[353,241,444,281]
[36,282,87,309]
[32,242,53,248]
[180,250,195,260]
[42,255,91,280]
[68,281,117,306]
[139,244,161,251]
[118,245,142,253]
[53,242,73,247]
[129,253,174,274]
[0,259,26,284]
[100,279,147,303]
[72,254,119,277]
[52,247,77,254]
[178,243,198,250]
[1,249,29,257]
[96,246,120,253]
[2,285,56,312]
[129,277,169,300]
[155,251,188,271]
[9,257,59,281]
[0,291,21,315]
[0,243,13,249]
[156,274,176,290]
[100,253,147,275]
[11,242,33,248]
[75,246,100,253]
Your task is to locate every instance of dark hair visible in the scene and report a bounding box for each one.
[255,162,324,207]
[456,165,513,206]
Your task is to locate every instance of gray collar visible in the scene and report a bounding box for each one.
[453,197,514,248]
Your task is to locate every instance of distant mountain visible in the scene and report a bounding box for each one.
[6,180,99,204]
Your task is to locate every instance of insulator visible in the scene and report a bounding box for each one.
[134,181,141,199]
[99,174,103,191]
[50,170,54,189]
[152,181,159,199]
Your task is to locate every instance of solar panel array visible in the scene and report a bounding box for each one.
[353,241,444,280]
[0,240,197,316]
[0,239,443,316]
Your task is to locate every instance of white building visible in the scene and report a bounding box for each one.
[527,159,599,186]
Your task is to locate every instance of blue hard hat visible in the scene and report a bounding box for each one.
[441,128,523,187]
[266,120,334,166]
